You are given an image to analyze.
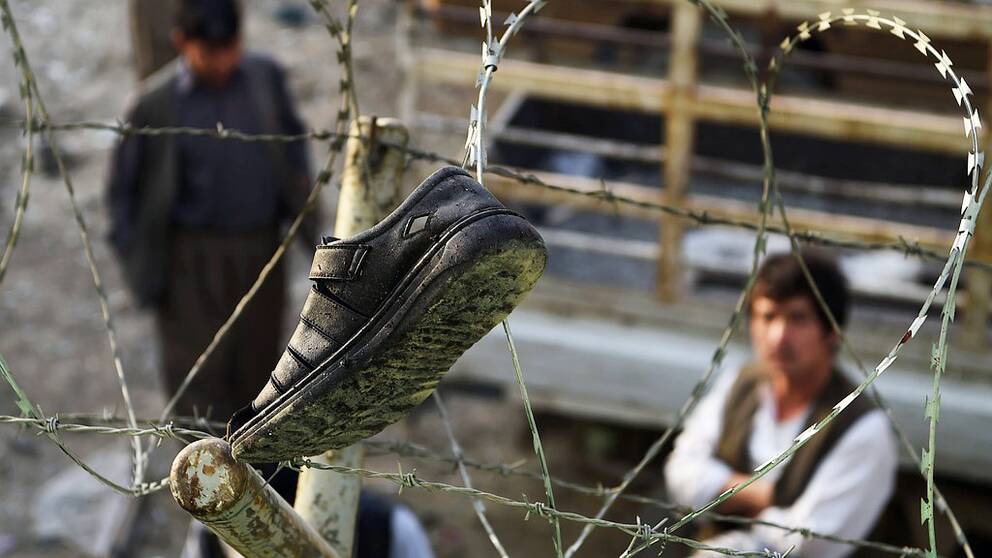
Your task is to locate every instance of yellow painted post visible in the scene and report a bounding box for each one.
[658,2,702,302]
[293,116,410,556]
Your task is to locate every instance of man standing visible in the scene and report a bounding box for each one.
[107,0,319,423]
[665,250,897,557]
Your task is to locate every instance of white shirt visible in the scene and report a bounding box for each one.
[664,366,898,558]
[390,505,436,558]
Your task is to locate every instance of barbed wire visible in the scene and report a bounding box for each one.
[464,2,565,555]
[0,0,146,488]
[433,392,510,558]
[0,411,936,557]
[290,457,784,558]
[565,1,779,553]
[625,8,983,558]
[6,117,990,273]
[759,10,979,558]
[0,1,984,556]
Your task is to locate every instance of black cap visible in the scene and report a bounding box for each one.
[176,0,241,47]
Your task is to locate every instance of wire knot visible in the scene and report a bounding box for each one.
[43,415,60,435]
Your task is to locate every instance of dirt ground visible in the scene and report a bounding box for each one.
[0,1,669,557]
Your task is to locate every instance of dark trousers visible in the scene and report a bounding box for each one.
[156,227,285,426]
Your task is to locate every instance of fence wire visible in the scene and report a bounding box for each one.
[10,118,992,272]
[0,1,984,558]
[0,411,938,557]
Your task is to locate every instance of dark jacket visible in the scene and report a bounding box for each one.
[106,55,317,307]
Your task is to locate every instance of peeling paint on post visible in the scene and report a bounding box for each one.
[293,116,410,556]
[294,447,364,555]
[336,116,411,236]
[171,438,339,558]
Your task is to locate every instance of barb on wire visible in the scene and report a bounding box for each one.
[434,392,510,558]
[292,457,785,558]
[461,1,562,556]
[6,117,991,271]
[0,411,933,557]
[0,0,146,487]
[0,352,168,497]
[0,10,33,285]
[564,2,778,554]
[760,11,979,558]
[627,12,985,558]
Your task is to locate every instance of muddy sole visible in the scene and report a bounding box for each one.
[231,216,546,462]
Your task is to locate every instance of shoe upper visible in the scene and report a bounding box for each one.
[247,166,505,413]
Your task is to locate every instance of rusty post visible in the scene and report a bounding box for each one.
[293,116,410,556]
[170,438,339,558]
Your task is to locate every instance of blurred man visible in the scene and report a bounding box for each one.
[107,0,318,423]
[664,250,897,557]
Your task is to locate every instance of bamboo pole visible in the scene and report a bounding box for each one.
[657,2,702,302]
[293,116,410,557]
[170,438,339,558]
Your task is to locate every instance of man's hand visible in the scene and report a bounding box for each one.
[714,473,774,517]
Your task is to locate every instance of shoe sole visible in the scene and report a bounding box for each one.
[230,212,546,462]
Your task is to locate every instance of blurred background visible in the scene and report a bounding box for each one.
[1,0,992,556]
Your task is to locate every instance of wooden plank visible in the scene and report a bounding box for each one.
[485,169,954,250]
[492,124,962,209]
[536,226,942,305]
[449,299,992,483]
[695,84,968,154]
[423,0,992,41]
[658,2,701,302]
[414,49,968,154]
[643,0,992,40]
[414,48,670,111]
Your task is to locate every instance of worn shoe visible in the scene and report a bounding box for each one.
[227,167,546,462]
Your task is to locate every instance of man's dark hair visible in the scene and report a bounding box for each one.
[176,0,242,47]
[750,249,850,331]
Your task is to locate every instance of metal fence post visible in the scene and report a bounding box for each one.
[170,438,340,558]
[293,116,410,557]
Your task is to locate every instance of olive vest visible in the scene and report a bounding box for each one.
[715,363,874,507]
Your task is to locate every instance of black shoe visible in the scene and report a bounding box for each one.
[228,167,546,462]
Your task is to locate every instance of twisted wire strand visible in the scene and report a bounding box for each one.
[433,393,510,558]
[0,2,982,556]
[0,0,146,487]
[623,9,983,558]
[758,10,979,558]
[8,117,988,272]
[464,2,564,556]
[291,457,788,558]
[0,411,935,557]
